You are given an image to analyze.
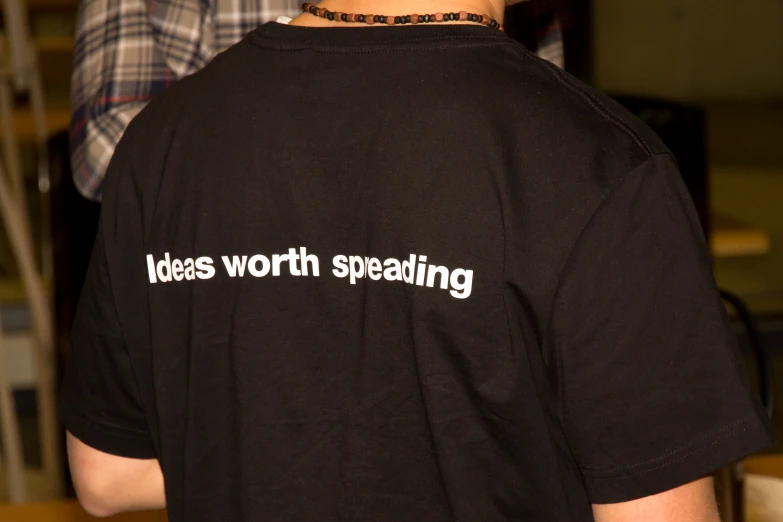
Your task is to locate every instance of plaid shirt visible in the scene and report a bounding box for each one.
[70,0,563,201]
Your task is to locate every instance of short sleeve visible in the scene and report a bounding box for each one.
[59,140,155,459]
[552,153,776,503]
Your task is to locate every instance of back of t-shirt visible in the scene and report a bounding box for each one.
[61,22,775,522]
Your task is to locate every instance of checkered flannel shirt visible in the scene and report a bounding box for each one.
[70,0,563,201]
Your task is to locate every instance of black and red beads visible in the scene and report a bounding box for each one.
[301,3,501,29]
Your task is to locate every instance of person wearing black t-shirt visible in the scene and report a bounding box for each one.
[59,0,776,520]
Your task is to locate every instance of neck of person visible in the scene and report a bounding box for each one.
[290,0,505,27]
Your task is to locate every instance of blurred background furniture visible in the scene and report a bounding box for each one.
[716,291,776,522]
[0,0,62,503]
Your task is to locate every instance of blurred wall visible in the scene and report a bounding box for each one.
[593,0,783,311]
[594,0,783,103]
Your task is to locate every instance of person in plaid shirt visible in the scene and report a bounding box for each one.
[69,0,563,201]
[70,0,303,200]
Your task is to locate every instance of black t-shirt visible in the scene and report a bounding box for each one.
[60,22,775,521]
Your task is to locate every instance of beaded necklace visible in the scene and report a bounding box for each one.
[301,3,502,30]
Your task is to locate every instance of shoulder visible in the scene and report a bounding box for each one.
[126,36,256,132]
[108,36,256,188]
[488,40,670,182]
[470,42,682,269]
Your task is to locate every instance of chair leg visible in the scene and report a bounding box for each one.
[715,463,745,522]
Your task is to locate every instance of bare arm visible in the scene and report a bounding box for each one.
[592,477,721,522]
[67,431,166,517]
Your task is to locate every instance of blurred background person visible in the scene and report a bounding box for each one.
[70,0,565,203]
[70,0,304,201]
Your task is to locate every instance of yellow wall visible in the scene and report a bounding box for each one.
[594,0,783,102]
[709,106,783,310]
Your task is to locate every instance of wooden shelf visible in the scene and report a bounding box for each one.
[26,0,79,8]
[746,455,783,480]
[0,278,26,303]
[0,500,167,521]
[0,107,70,142]
[34,36,74,53]
[711,213,771,258]
[0,36,74,55]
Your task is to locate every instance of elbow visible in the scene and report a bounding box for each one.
[66,432,166,516]
[80,502,119,519]
[74,480,123,518]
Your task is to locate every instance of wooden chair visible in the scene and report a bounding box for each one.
[714,291,775,522]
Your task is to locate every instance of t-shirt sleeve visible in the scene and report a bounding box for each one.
[59,137,155,459]
[551,153,776,503]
